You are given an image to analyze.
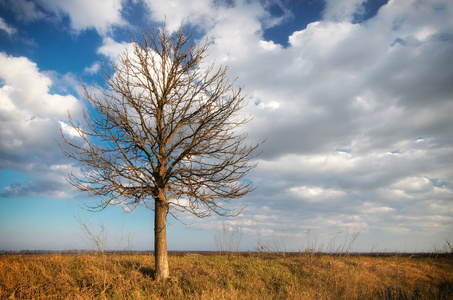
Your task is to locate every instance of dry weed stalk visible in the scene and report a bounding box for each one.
[300,229,361,257]
[74,214,134,292]
[255,231,288,257]
[214,223,243,255]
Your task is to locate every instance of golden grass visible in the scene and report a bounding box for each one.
[1,252,452,299]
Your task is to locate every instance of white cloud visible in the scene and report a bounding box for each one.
[361,202,396,214]
[37,0,126,34]
[206,2,270,62]
[322,0,367,22]
[390,177,433,195]
[168,0,452,251]
[1,0,126,34]
[98,37,133,62]
[290,186,346,202]
[2,0,452,251]
[1,0,46,22]
[142,0,214,33]
[84,62,100,75]
[256,99,280,110]
[0,53,83,196]
[63,0,453,249]
[0,17,16,35]
[0,54,79,118]
[0,169,79,199]
[259,40,282,52]
[59,121,81,139]
[142,0,292,34]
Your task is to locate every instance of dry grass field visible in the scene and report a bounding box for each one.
[1,252,452,299]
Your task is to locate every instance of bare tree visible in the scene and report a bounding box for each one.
[60,23,261,280]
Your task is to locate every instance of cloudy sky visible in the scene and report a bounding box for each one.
[1,0,452,253]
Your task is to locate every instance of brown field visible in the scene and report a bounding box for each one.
[1,252,452,299]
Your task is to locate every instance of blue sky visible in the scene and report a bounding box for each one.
[1,0,452,253]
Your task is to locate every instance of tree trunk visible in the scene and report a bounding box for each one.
[154,198,169,280]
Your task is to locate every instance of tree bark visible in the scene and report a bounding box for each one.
[154,197,169,280]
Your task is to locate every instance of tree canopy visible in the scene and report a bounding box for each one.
[60,23,261,280]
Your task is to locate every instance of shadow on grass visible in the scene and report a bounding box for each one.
[138,266,155,278]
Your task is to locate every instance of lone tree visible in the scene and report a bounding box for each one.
[60,23,260,280]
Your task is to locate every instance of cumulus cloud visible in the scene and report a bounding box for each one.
[142,0,292,39]
[0,53,83,197]
[93,0,451,250]
[1,0,452,251]
[167,0,453,250]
